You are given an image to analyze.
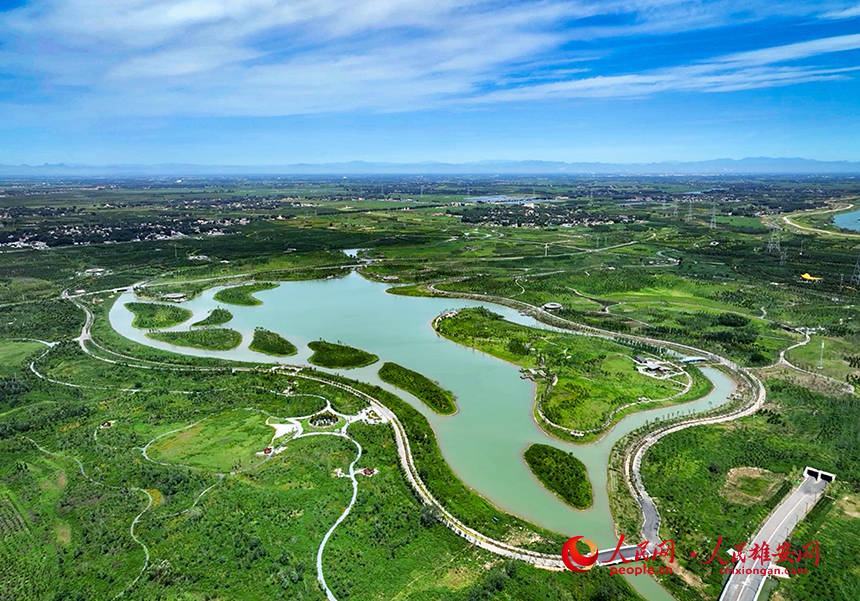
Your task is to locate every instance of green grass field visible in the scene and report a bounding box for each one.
[436,307,705,433]
[147,408,274,472]
[0,340,44,376]
[785,333,859,385]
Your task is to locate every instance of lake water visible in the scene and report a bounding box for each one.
[111,272,734,601]
[833,207,860,232]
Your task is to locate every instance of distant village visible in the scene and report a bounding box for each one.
[0,214,252,250]
[453,202,646,228]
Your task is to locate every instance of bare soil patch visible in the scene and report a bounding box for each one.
[720,467,783,506]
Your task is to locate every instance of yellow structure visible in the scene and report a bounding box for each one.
[800,273,822,281]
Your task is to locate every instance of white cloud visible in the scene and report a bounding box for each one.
[0,1,858,120]
[716,33,860,67]
[108,46,262,79]
[469,34,860,104]
[822,3,860,19]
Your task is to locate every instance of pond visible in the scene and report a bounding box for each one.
[111,272,735,601]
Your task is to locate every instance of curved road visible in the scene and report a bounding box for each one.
[781,203,860,239]
[37,277,773,575]
[424,283,767,545]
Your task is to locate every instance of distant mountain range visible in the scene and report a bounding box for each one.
[1,157,859,177]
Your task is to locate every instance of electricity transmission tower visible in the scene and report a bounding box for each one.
[767,229,781,254]
[709,203,717,229]
[851,255,860,286]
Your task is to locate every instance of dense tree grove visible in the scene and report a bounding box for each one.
[523,444,593,509]
[378,362,456,414]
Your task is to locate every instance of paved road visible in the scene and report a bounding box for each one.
[627,364,765,544]
[596,544,645,565]
[424,283,770,549]
[49,276,766,575]
[718,475,828,601]
[781,203,860,239]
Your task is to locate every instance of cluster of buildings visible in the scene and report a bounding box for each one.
[632,356,684,379]
[160,293,188,302]
[0,215,255,250]
[0,239,50,250]
[456,203,645,228]
[521,367,549,381]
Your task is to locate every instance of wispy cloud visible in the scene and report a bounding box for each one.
[1,1,859,120]
[473,33,860,103]
[821,3,860,19]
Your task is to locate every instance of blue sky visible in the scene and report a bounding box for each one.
[1,0,859,164]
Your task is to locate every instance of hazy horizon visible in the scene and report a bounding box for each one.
[2,156,860,177]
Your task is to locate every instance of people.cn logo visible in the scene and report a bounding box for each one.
[562,536,599,572]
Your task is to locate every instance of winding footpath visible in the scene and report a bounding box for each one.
[135,396,370,601]
[23,277,780,586]
[23,436,154,600]
[313,432,363,601]
[773,328,854,395]
[424,282,767,545]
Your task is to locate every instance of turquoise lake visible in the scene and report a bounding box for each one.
[111,271,736,601]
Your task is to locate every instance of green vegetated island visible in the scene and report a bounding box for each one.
[307,340,378,368]
[523,443,593,509]
[435,307,711,436]
[125,302,191,329]
[191,308,233,327]
[213,282,278,306]
[147,328,242,350]
[378,362,457,414]
[249,327,297,356]
[5,177,859,601]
